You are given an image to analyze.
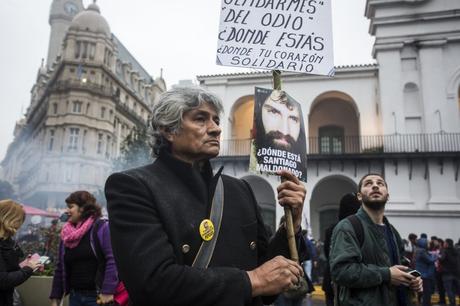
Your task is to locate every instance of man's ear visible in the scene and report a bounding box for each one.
[164,133,174,142]
[356,192,362,202]
[161,128,175,142]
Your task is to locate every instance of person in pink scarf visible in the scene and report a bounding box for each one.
[50,191,119,306]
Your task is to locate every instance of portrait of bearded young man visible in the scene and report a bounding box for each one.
[251,88,308,182]
[254,89,304,152]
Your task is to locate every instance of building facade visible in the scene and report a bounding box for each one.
[1,0,166,209]
[199,0,460,239]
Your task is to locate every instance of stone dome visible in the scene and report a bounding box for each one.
[69,3,110,36]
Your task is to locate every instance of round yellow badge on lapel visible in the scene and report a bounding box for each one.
[199,219,214,241]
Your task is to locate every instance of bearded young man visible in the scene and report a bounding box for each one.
[329,173,423,306]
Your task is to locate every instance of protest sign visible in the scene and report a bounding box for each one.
[249,87,307,182]
[217,0,334,76]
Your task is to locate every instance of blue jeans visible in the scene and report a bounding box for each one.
[302,260,312,280]
[421,278,434,306]
[69,291,99,306]
[443,274,457,306]
[274,294,304,306]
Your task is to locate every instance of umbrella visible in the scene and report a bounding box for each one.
[21,204,59,218]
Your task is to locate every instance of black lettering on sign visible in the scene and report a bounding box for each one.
[223,9,250,24]
[260,13,303,31]
[217,45,253,56]
[223,0,322,14]
[219,27,270,45]
[276,32,324,50]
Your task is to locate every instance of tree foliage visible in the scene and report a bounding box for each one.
[113,127,153,172]
[93,188,107,208]
[0,180,16,200]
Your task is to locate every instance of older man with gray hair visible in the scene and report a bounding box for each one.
[105,87,307,306]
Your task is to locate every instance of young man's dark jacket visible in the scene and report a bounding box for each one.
[329,207,413,306]
[105,150,306,306]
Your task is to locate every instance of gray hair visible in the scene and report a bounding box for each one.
[150,86,224,156]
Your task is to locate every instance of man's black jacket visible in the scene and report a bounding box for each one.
[105,151,306,306]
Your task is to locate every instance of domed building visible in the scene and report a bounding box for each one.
[1,0,166,209]
[69,3,111,36]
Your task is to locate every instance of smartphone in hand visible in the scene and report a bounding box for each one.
[39,256,50,265]
[407,269,421,277]
[29,253,48,272]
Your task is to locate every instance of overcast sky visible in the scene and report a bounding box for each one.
[0,0,375,161]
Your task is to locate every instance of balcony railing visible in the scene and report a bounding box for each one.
[218,133,460,157]
[53,80,113,97]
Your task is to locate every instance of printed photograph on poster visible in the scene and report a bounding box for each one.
[249,87,307,182]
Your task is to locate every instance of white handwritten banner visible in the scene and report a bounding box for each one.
[216,0,334,76]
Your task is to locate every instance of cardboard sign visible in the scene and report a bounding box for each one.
[249,87,307,182]
[217,0,334,76]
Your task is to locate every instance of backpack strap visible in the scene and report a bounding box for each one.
[192,176,224,268]
[333,215,364,306]
[347,215,364,248]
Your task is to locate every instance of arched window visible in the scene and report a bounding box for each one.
[403,83,421,114]
[231,96,254,139]
[403,82,422,134]
[310,175,357,240]
[458,85,460,110]
[309,92,359,154]
[241,175,276,234]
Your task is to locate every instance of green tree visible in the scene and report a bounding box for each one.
[0,180,16,200]
[93,188,107,208]
[113,126,153,172]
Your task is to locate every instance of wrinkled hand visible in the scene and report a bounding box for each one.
[25,259,41,271]
[50,299,60,306]
[277,170,306,232]
[389,265,414,286]
[97,294,114,304]
[410,276,423,292]
[247,255,304,297]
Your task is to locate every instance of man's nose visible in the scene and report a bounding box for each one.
[278,116,289,135]
[208,121,221,136]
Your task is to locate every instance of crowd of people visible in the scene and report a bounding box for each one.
[2,87,308,306]
[0,192,121,306]
[0,87,459,306]
[402,233,460,306]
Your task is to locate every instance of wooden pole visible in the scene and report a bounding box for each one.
[272,69,298,263]
[272,70,282,90]
[272,69,309,298]
[284,206,299,262]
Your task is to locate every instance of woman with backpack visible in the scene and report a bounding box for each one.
[0,199,41,306]
[49,191,118,306]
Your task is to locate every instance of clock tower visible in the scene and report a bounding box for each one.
[47,0,84,68]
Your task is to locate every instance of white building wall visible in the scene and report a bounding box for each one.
[419,44,447,133]
[201,62,460,240]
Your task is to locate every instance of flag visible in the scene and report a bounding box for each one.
[77,64,83,80]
